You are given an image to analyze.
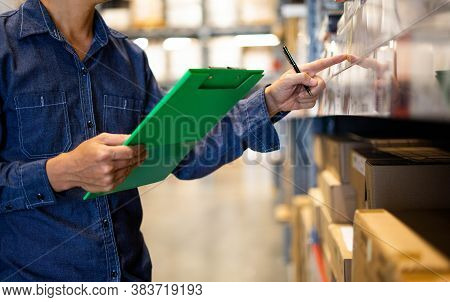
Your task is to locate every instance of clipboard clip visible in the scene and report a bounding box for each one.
[208,66,240,70]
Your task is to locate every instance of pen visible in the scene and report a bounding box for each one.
[282,45,313,97]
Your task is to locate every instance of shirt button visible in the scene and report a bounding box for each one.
[87,121,94,128]
[102,219,109,227]
[81,67,88,76]
[36,193,45,201]
[111,271,117,278]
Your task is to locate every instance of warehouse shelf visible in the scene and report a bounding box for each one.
[283,115,450,282]
[332,0,449,77]
[123,25,273,39]
[316,0,450,122]
[336,0,448,37]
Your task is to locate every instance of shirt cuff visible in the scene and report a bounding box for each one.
[243,88,284,153]
[263,84,290,124]
[271,111,290,124]
[20,159,57,209]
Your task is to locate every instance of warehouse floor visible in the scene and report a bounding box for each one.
[139,157,287,282]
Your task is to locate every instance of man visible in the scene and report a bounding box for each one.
[0,0,346,281]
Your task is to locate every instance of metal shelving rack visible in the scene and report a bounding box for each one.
[102,0,280,88]
[123,25,273,39]
[283,0,450,208]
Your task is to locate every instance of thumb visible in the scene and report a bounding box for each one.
[97,133,130,146]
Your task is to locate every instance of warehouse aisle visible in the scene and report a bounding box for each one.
[139,157,286,282]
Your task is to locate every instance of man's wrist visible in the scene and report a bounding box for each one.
[46,153,76,192]
[264,86,279,117]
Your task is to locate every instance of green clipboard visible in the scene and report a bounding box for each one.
[84,68,264,200]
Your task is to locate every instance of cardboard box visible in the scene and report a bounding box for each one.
[274,203,291,223]
[131,0,165,29]
[291,195,313,281]
[280,152,294,204]
[319,204,333,265]
[313,135,326,170]
[350,147,450,210]
[292,194,312,209]
[317,170,356,223]
[323,136,369,183]
[347,134,431,148]
[307,188,333,268]
[350,148,400,209]
[290,198,302,281]
[323,135,429,184]
[307,188,326,240]
[328,224,353,282]
[308,188,337,281]
[353,210,450,281]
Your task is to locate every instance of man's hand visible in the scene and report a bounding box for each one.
[47,133,147,193]
[264,55,348,116]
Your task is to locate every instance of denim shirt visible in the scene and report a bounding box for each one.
[0,0,283,281]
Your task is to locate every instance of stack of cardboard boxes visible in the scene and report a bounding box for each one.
[350,144,450,281]
[311,135,367,282]
[303,134,450,282]
[289,135,363,281]
[127,0,277,30]
[350,146,450,210]
[290,195,313,282]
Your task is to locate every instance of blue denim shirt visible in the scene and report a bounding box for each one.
[0,0,283,281]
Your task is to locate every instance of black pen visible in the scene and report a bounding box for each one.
[282,45,313,97]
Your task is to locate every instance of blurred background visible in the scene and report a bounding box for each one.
[1,0,449,282]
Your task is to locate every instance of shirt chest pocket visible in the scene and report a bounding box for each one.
[14,91,72,159]
[103,95,143,135]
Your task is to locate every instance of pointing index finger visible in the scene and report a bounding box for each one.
[302,54,348,74]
